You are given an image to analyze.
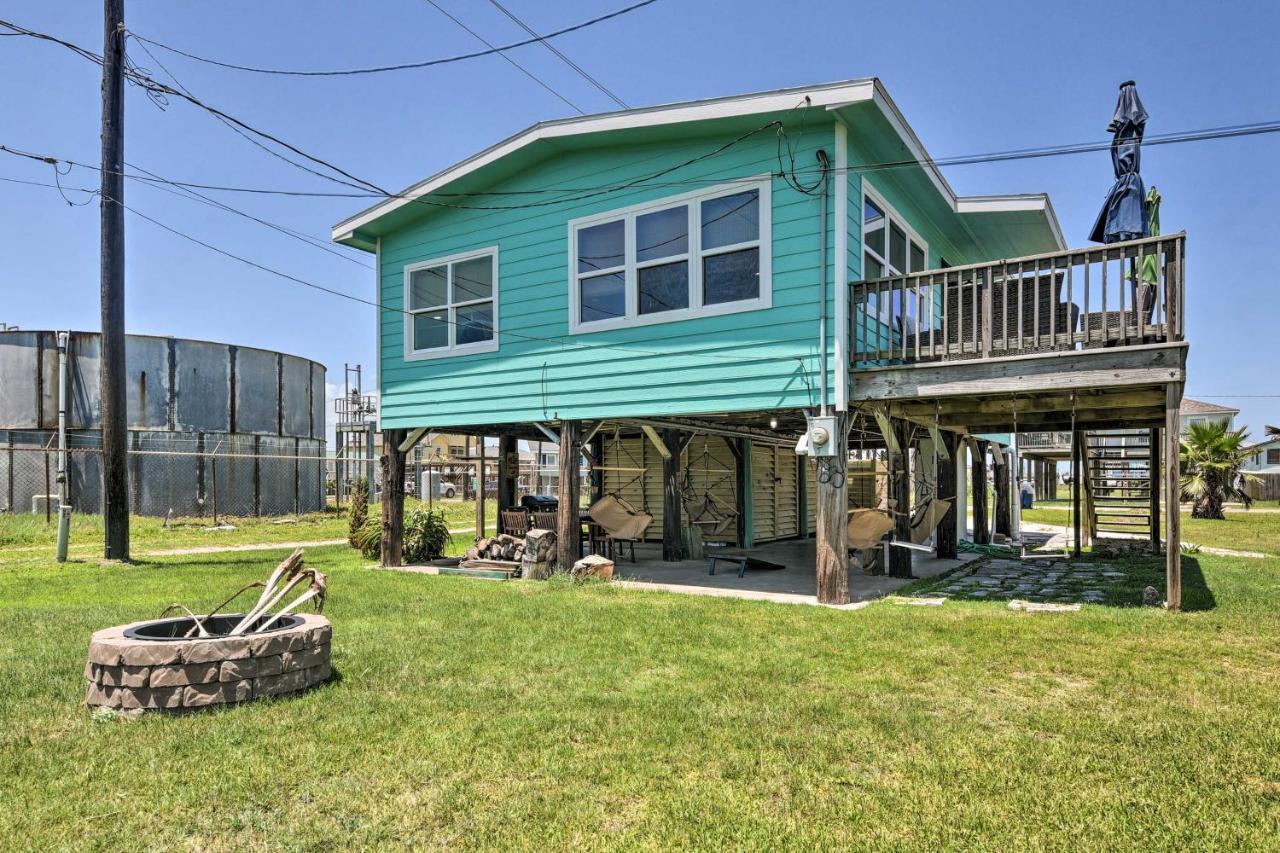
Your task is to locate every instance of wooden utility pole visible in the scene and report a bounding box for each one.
[1165,386,1182,609]
[100,0,129,560]
[814,414,849,604]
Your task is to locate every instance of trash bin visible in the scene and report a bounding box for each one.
[1020,491,1034,510]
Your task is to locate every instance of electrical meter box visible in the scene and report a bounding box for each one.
[805,414,839,457]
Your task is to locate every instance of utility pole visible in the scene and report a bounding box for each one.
[100,0,129,560]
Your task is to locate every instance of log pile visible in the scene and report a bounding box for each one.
[464,534,526,563]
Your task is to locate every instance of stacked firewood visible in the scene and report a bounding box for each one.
[464,534,526,562]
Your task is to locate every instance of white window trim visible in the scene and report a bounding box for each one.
[567,177,772,334]
[860,180,929,279]
[403,246,500,361]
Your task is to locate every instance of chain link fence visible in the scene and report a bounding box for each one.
[1,432,326,520]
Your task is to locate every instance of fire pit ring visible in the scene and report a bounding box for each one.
[85,612,330,713]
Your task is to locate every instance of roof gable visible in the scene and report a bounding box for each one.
[332,78,1064,255]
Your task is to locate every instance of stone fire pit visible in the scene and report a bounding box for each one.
[85,612,331,712]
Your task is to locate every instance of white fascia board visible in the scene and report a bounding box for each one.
[331,79,877,241]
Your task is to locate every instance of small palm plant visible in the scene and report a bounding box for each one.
[348,476,370,547]
[1179,421,1258,519]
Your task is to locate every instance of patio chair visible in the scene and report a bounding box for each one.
[500,509,530,537]
[587,494,652,563]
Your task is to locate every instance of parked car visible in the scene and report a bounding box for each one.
[438,482,458,499]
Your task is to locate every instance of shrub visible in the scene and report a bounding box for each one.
[347,476,369,546]
[354,507,453,563]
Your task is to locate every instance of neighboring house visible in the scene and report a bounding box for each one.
[1243,431,1280,473]
[333,78,1191,605]
[1179,399,1238,434]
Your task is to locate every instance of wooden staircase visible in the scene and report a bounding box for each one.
[1084,430,1155,542]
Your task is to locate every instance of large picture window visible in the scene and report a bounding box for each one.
[403,247,498,359]
[568,179,771,333]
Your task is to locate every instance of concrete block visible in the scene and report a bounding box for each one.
[95,664,150,688]
[220,658,259,682]
[183,680,252,708]
[181,638,251,664]
[117,685,183,710]
[117,640,185,667]
[254,654,284,677]
[148,662,221,688]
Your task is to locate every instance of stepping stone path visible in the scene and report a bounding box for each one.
[915,558,1130,606]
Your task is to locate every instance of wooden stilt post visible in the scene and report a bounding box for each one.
[993,446,1011,539]
[1149,426,1161,554]
[380,428,407,567]
[1071,431,1082,558]
[971,440,990,545]
[475,436,486,539]
[815,414,849,604]
[935,431,958,560]
[556,420,581,571]
[889,418,913,578]
[497,435,517,531]
[661,429,686,562]
[735,438,753,549]
[1166,388,1182,609]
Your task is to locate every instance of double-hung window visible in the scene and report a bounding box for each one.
[403,247,498,359]
[569,179,771,333]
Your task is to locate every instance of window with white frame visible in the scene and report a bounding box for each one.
[403,248,498,358]
[861,187,928,279]
[569,180,771,332]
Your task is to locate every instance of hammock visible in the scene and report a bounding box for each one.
[847,508,895,550]
[587,493,652,541]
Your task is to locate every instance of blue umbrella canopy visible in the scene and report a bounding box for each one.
[1089,81,1149,244]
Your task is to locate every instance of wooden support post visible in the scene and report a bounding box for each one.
[380,428,407,567]
[1165,388,1182,610]
[889,418,913,578]
[737,438,754,549]
[815,414,849,604]
[935,431,958,559]
[1071,430,1082,558]
[1149,427,1161,554]
[475,437,486,539]
[993,446,1011,539]
[556,420,581,571]
[590,432,604,503]
[971,440,990,545]
[662,429,685,562]
[497,435,517,529]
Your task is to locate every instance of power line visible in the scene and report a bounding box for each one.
[423,0,586,115]
[127,0,660,77]
[486,0,629,110]
[0,18,390,196]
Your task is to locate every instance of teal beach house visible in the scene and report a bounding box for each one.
[334,79,1190,607]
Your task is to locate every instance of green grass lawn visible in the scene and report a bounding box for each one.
[3,532,1280,847]
[0,498,498,562]
[1022,499,1280,555]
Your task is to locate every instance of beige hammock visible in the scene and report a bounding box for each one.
[587,493,653,541]
[847,508,895,550]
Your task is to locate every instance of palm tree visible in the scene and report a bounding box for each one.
[1179,421,1258,519]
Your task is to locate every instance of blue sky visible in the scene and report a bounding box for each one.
[2,0,1277,439]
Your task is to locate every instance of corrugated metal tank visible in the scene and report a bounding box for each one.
[0,330,326,517]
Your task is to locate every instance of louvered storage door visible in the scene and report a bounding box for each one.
[750,443,777,542]
[683,435,738,544]
[772,445,800,540]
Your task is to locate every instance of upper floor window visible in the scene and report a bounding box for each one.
[568,179,772,333]
[861,186,928,280]
[1268,448,1280,465]
[403,247,498,360]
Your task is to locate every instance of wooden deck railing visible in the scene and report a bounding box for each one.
[1018,431,1073,451]
[850,233,1185,367]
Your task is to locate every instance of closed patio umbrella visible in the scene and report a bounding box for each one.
[1089,81,1149,244]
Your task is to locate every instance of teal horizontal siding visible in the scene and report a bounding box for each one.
[378,120,839,429]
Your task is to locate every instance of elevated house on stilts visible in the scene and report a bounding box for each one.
[333,79,1187,608]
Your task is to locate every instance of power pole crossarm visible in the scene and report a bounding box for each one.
[100,0,130,560]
